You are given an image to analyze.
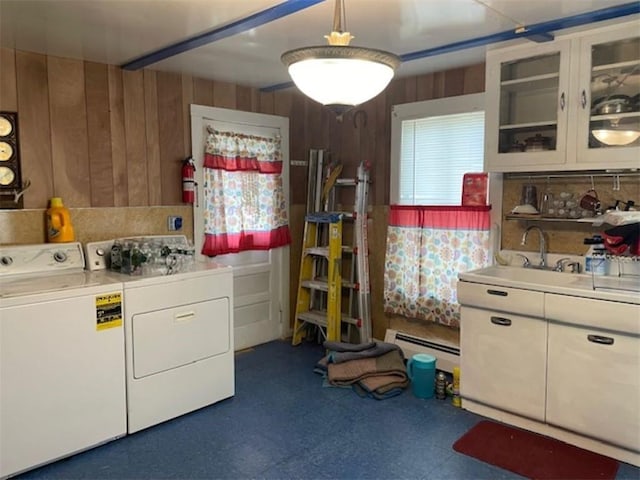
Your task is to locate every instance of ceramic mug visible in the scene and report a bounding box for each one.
[580,189,601,212]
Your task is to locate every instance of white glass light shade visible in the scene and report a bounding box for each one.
[592,128,640,146]
[282,46,400,110]
[288,57,394,106]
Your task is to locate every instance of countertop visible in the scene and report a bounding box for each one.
[459,265,640,305]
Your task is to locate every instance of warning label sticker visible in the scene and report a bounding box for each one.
[96,292,123,331]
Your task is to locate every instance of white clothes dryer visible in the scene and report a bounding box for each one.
[85,238,235,434]
[0,243,126,479]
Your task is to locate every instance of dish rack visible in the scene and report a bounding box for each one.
[590,253,640,293]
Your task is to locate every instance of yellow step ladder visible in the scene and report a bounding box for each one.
[292,212,343,346]
[300,149,372,344]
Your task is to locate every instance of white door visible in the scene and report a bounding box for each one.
[190,105,290,351]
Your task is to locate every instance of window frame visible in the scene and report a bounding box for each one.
[390,92,485,205]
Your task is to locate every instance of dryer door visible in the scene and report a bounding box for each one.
[132,297,230,378]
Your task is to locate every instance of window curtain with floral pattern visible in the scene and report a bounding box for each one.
[383,205,491,327]
[202,127,291,256]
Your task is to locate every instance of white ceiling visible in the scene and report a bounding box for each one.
[0,0,637,91]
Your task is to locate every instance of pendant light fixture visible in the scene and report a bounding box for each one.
[281,0,400,115]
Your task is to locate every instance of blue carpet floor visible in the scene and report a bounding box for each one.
[16,339,640,480]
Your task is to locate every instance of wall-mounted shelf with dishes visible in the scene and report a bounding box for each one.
[504,214,599,224]
[506,210,640,227]
[504,170,639,224]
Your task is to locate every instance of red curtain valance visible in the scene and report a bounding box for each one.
[203,153,282,174]
[389,205,491,229]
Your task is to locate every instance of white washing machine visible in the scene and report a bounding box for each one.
[85,238,235,434]
[0,242,126,479]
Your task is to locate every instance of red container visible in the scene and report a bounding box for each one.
[461,173,489,206]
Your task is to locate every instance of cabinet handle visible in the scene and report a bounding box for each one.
[175,311,195,322]
[491,316,512,326]
[487,289,508,297]
[587,334,614,345]
[560,92,566,111]
[581,89,587,109]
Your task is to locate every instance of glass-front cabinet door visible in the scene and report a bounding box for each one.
[575,24,640,169]
[484,41,571,172]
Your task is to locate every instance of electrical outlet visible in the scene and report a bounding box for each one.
[167,216,183,231]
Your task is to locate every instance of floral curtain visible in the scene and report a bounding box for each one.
[202,127,291,256]
[383,205,491,327]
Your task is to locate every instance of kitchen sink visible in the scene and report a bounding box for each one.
[464,265,580,287]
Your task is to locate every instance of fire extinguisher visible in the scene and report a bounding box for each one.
[182,157,196,204]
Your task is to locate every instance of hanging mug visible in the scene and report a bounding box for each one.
[580,189,601,212]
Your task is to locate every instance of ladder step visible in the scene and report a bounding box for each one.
[301,279,329,291]
[297,311,328,327]
[301,278,357,290]
[304,246,353,257]
[305,212,342,223]
[335,178,357,187]
[305,247,329,257]
[298,310,359,327]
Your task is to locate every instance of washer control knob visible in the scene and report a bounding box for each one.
[53,251,67,263]
[0,256,13,266]
[96,248,105,257]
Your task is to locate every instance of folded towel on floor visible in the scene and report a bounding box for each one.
[317,342,409,400]
[323,340,402,364]
[328,350,408,386]
[353,383,405,400]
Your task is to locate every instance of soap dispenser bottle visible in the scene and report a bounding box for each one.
[584,235,606,275]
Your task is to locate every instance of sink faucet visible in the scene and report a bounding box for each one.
[521,225,547,268]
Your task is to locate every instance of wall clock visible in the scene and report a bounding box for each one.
[0,112,23,209]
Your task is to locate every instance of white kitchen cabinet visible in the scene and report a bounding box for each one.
[485,21,640,172]
[458,282,546,421]
[574,24,640,169]
[545,293,640,453]
[485,40,571,171]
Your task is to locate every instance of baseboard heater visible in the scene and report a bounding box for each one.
[384,329,460,374]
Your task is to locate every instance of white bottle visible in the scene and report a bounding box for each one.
[585,245,607,276]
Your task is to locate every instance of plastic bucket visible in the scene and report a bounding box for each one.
[406,353,436,399]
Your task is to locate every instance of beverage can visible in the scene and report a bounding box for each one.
[435,371,446,400]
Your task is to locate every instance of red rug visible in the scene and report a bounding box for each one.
[453,420,619,480]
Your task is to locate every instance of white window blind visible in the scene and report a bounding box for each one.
[390,93,485,206]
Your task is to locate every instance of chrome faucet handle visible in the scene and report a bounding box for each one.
[515,253,531,268]
[553,257,571,272]
[566,261,581,274]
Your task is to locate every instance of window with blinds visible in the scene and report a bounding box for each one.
[390,93,485,205]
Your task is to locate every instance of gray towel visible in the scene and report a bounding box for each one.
[323,340,403,364]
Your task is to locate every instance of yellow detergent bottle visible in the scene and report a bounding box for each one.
[46,197,75,243]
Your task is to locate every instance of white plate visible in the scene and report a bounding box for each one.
[511,204,539,214]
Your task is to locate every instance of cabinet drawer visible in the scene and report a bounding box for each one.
[546,293,640,335]
[458,281,544,318]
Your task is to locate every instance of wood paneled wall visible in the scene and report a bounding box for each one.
[0,47,485,210]
[1,47,486,339]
